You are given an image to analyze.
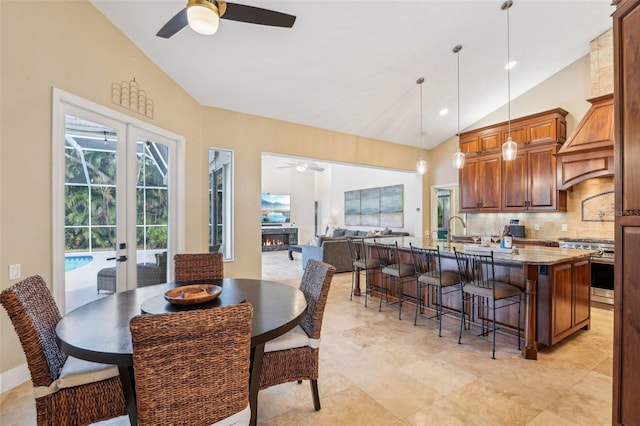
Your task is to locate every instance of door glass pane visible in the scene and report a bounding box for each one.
[64,115,118,312]
[135,138,169,286]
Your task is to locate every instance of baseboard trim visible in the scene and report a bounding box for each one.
[1,363,30,393]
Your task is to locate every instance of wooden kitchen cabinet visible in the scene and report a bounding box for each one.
[527,116,566,145]
[613,0,640,424]
[536,258,591,346]
[459,108,568,213]
[501,123,527,146]
[460,155,501,211]
[459,134,479,154]
[459,128,502,154]
[459,108,567,155]
[502,145,567,211]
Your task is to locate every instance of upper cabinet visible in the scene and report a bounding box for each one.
[459,108,568,213]
[460,155,502,211]
[460,108,568,155]
[502,145,567,211]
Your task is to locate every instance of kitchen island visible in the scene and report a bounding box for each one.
[354,237,596,360]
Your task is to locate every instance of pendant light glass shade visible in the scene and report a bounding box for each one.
[452,150,465,169]
[187,0,220,35]
[502,137,517,160]
[451,44,465,170]
[416,77,427,175]
[416,157,427,175]
[501,0,517,161]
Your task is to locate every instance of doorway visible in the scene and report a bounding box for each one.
[53,89,183,312]
[430,184,462,239]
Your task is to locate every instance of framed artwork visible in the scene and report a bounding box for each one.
[344,184,403,227]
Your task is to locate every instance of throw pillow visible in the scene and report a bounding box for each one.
[326,227,335,237]
[382,227,392,235]
[344,229,358,237]
[333,229,346,237]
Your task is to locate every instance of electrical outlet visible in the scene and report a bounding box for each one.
[534,224,540,231]
[9,264,21,280]
[561,224,568,232]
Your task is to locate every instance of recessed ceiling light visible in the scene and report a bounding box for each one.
[504,60,517,70]
[439,108,449,116]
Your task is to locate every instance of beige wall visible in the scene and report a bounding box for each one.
[0,1,422,377]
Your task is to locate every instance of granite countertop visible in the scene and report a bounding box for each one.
[451,235,559,246]
[379,237,597,266]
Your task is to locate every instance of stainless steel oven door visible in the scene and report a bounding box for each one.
[591,257,614,305]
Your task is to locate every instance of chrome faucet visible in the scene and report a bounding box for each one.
[447,215,467,246]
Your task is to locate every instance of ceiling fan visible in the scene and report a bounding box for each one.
[156,0,296,38]
[278,162,325,173]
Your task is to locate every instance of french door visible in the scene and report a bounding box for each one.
[53,89,184,313]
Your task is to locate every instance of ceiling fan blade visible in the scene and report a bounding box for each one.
[222,2,296,28]
[156,8,188,38]
[309,166,325,172]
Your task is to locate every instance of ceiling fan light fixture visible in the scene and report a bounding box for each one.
[187,0,220,35]
[295,164,307,172]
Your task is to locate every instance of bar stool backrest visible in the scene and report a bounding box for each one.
[454,249,496,293]
[348,238,366,264]
[410,244,440,278]
[373,240,398,268]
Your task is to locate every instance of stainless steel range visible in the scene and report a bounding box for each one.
[559,238,614,306]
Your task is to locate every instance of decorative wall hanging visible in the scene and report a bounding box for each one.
[581,191,614,222]
[111,78,154,119]
[344,184,404,227]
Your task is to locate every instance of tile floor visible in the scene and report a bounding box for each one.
[0,251,613,425]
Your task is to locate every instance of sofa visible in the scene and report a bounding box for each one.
[301,228,410,273]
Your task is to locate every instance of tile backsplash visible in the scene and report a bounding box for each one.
[466,176,614,241]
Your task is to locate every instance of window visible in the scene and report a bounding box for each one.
[209,149,233,260]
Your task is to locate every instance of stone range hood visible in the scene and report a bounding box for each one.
[556,93,614,190]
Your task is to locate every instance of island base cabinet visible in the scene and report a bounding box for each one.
[536,259,591,347]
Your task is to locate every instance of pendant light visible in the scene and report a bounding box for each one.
[452,44,465,169]
[416,77,427,175]
[501,0,517,161]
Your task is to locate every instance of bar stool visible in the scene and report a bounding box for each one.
[410,243,461,337]
[374,240,415,320]
[453,248,523,359]
[347,238,380,307]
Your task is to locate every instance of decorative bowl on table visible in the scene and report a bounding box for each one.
[164,284,222,305]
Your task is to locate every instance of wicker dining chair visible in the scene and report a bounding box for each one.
[130,303,253,426]
[0,275,126,426]
[174,252,224,282]
[259,259,336,410]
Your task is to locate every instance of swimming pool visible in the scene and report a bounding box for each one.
[65,255,94,272]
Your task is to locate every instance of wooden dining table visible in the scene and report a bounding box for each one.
[55,278,308,426]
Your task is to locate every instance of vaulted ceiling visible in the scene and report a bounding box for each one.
[91,0,614,150]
